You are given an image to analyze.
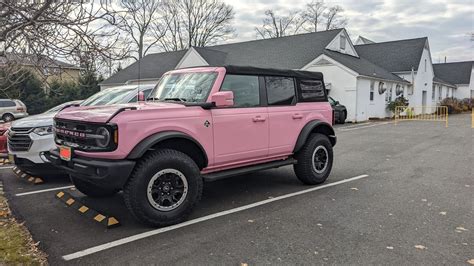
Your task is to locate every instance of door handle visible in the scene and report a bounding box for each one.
[292,113,303,119]
[252,116,266,122]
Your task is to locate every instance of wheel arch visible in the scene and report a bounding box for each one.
[293,120,336,153]
[127,131,208,170]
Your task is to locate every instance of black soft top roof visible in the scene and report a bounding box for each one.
[223,65,323,80]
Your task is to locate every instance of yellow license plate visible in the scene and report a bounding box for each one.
[59,146,72,161]
[8,154,14,163]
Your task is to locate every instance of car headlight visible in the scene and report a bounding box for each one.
[33,126,53,136]
[95,127,111,148]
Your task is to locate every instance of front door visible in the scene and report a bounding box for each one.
[211,75,269,166]
[422,91,427,113]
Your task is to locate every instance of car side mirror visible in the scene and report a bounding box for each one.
[210,91,234,107]
[335,101,339,105]
[138,91,145,102]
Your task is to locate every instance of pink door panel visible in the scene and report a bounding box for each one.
[211,107,269,165]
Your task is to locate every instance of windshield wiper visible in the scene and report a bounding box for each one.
[162,97,187,102]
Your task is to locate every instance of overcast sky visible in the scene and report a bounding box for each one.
[225,0,473,63]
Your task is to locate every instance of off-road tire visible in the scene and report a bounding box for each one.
[123,149,203,227]
[2,113,14,122]
[293,133,333,185]
[71,176,119,197]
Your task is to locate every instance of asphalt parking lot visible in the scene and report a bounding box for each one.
[1,114,472,265]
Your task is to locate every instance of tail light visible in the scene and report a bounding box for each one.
[17,107,25,112]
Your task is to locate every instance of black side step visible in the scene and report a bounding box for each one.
[202,158,297,182]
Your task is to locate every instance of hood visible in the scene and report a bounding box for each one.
[11,112,56,128]
[55,102,186,123]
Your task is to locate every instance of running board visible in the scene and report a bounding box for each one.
[202,158,297,182]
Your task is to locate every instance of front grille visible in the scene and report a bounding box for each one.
[54,119,117,151]
[8,128,33,152]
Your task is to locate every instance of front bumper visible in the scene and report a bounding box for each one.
[9,155,64,176]
[44,149,136,190]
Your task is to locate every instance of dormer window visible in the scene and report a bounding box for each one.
[340,35,346,50]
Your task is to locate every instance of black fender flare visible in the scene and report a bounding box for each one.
[293,120,336,153]
[127,131,208,166]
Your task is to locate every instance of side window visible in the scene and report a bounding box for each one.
[265,76,296,106]
[298,79,326,102]
[221,75,260,107]
[0,101,5,107]
[370,80,375,101]
[3,100,16,107]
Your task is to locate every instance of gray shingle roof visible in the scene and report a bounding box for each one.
[324,50,408,83]
[102,29,342,85]
[355,37,427,72]
[196,29,342,69]
[433,76,454,87]
[101,50,187,85]
[433,61,473,85]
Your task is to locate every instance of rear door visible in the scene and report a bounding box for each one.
[211,74,269,166]
[265,76,305,156]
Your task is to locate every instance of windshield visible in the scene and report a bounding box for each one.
[45,101,81,113]
[81,87,137,106]
[149,72,217,103]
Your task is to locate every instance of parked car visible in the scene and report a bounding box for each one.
[0,99,28,122]
[0,122,11,156]
[45,66,336,227]
[8,85,154,176]
[329,96,347,124]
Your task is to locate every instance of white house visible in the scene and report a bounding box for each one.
[433,61,474,99]
[100,29,471,122]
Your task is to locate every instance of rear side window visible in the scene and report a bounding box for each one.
[0,100,16,107]
[298,79,326,102]
[265,76,296,106]
[221,75,260,107]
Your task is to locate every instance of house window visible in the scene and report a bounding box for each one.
[221,75,260,107]
[432,85,435,100]
[424,59,427,72]
[446,87,449,98]
[340,35,346,50]
[265,76,296,106]
[370,80,375,101]
[438,85,442,100]
[385,84,392,103]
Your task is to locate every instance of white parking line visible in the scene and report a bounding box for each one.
[62,174,369,261]
[0,166,14,170]
[15,185,75,197]
[338,122,391,132]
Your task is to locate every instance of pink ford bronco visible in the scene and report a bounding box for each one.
[45,66,336,227]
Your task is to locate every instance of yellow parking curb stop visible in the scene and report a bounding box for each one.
[0,158,11,165]
[12,167,44,185]
[55,191,121,229]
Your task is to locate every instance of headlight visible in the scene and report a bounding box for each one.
[33,126,53,136]
[95,127,111,148]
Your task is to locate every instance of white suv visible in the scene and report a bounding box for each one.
[8,85,154,176]
[0,99,28,122]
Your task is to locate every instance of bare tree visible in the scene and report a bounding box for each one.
[323,5,347,30]
[255,10,306,39]
[302,1,326,32]
[104,0,166,61]
[0,0,127,89]
[160,0,235,51]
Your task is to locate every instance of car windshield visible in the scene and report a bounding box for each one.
[81,87,137,106]
[149,72,217,103]
[108,88,153,104]
[45,102,78,113]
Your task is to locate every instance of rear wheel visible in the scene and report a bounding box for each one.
[293,133,333,185]
[71,176,119,197]
[2,113,14,122]
[123,149,202,227]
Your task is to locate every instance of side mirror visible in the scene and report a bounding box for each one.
[138,91,145,102]
[210,91,234,107]
[335,101,340,105]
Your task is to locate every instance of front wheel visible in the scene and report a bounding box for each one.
[293,133,333,185]
[123,149,202,227]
